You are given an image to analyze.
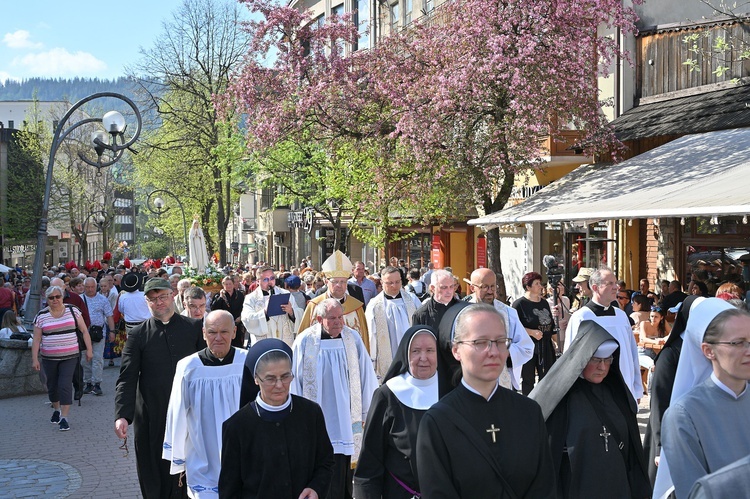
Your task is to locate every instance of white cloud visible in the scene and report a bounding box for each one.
[13,48,107,77]
[0,71,20,84]
[3,30,43,49]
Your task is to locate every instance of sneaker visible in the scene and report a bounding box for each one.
[59,419,70,431]
[82,383,94,395]
[92,384,103,396]
[50,410,60,424]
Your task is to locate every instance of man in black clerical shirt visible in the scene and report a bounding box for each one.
[114,278,205,499]
[412,269,460,330]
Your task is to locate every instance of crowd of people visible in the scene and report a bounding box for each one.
[3,251,750,499]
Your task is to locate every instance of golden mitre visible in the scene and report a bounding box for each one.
[321,250,353,278]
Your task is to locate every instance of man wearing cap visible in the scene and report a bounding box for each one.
[211,276,246,348]
[366,266,422,379]
[163,310,247,498]
[284,274,310,311]
[115,277,205,499]
[563,267,643,404]
[241,266,301,347]
[118,273,151,334]
[463,268,534,390]
[571,267,594,311]
[298,251,369,351]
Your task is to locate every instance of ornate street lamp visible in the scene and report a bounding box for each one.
[146,189,189,262]
[79,209,111,262]
[23,93,141,330]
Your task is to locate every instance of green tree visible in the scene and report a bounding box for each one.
[128,0,249,265]
[5,129,45,243]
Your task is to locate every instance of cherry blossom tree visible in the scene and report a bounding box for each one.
[228,0,641,293]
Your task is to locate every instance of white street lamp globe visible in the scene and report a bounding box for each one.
[91,130,108,148]
[102,111,126,134]
[154,197,165,210]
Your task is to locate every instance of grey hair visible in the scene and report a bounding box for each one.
[431,269,453,286]
[315,298,342,319]
[453,303,505,343]
[184,286,206,301]
[177,278,192,291]
[255,350,292,377]
[45,285,64,299]
[703,308,750,343]
[84,277,97,286]
[589,266,614,288]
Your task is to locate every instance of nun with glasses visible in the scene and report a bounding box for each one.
[530,321,651,499]
[354,326,441,499]
[219,339,334,499]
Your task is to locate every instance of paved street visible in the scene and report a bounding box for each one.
[0,360,141,499]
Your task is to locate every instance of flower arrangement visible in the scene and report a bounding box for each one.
[183,263,225,290]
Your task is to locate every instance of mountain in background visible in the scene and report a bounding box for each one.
[0,77,138,102]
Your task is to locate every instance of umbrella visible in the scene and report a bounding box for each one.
[0,264,11,273]
[739,253,750,262]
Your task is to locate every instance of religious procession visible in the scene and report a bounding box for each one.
[5,234,749,499]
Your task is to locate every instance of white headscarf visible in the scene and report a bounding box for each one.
[653,297,734,499]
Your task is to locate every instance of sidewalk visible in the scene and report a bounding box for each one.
[0,360,141,498]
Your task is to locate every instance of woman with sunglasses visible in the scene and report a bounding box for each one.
[31,285,92,431]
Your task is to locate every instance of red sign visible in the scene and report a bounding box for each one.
[477,236,486,268]
[431,234,441,267]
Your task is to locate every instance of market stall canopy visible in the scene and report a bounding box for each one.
[468,128,750,229]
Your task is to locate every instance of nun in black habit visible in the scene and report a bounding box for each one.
[219,338,334,499]
[529,321,651,499]
[354,326,441,499]
[642,295,702,485]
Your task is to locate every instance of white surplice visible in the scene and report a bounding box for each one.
[162,348,247,498]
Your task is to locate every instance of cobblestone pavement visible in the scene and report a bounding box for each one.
[0,359,141,498]
[0,357,653,498]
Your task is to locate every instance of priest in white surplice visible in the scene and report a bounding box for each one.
[241,265,301,346]
[163,310,247,498]
[291,298,379,499]
[366,266,421,380]
[463,268,534,390]
[564,266,642,404]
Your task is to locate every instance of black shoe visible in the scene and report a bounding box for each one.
[92,384,103,396]
[82,383,94,395]
[59,419,70,431]
[50,410,60,424]
[108,360,115,367]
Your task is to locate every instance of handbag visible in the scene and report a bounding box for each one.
[89,325,104,343]
[67,305,87,352]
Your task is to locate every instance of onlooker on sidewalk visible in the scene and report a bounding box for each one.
[81,278,115,396]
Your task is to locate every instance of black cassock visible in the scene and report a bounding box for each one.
[219,395,334,499]
[416,383,555,499]
[354,386,425,499]
[546,378,651,499]
[114,315,205,499]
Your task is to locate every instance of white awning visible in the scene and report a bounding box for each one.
[468,128,750,228]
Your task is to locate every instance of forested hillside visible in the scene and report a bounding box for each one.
[0,77,137,102]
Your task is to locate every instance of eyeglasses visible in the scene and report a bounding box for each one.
[588,356,614,366]
[146,294,172,304]
[471,283,496,291]
[47,295,62,300]
[256,373,295,386]
[261,277,275,283]
[616,295,629,300]
[456,338,512,352]
[707,339,750,350]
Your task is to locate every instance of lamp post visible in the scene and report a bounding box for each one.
[23,93,141,330]
[146,189,189,263]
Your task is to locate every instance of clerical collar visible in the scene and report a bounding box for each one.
[328,293,347,305]
[710,373,748,399]
[461,378,499,401]
[384,292,402,300]
[262,288,275,296]
[198,346,236,366]
[321,329,341,340]
[256,393,292,412]
[590,299,610,310]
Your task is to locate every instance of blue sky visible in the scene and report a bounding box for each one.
[0,0,199,83]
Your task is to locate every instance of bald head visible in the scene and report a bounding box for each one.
[469,268,497,304]
[50,277,65,289]
[203,310,236,358]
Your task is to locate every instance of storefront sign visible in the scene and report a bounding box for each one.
[431,234,441,267]
[476,236,486,268]
[287,208,314,233]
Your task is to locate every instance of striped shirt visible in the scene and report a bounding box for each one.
[35,306,81,360]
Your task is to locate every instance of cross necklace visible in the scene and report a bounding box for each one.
[599,426,611,452]
[486,424,500,443]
